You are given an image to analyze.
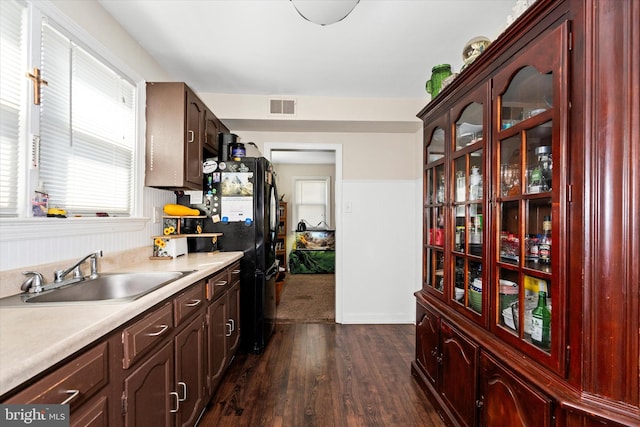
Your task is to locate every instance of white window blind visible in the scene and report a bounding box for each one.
[39,22,136,215]
[295,177,330,228]
[0,0,27,216]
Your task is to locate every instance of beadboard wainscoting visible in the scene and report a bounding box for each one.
[0,187,174,272]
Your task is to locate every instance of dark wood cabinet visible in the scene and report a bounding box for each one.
[440,321,478,427]
[122,302,174,370]
[70,395,109,427]
[174,314,205,427]
[206,292,227,397]
[123,340,174,427]
[415,301,478,427]
[203,110,219,156]
[3,340,112,424]
[413,1,639,426]
[227,281,241,355]
[122,290,206,427]
[415,302,440,387]
[2,263,242,427]
[184,89,204,188]
[478,352,552,427]
[204,262,240,399]
[145,82,226,190]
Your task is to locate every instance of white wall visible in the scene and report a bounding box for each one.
[342,180,417,323]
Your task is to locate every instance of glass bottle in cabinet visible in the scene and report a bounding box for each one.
[424,126,446,296]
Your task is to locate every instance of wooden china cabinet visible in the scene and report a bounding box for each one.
[413,1,639,426]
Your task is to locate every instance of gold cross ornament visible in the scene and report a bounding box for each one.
[26,67,48,105]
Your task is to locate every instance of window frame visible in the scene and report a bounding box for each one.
[292,175,331,229]
[0,0,147,241]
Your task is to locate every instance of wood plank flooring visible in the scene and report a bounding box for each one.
[198,323,445,427]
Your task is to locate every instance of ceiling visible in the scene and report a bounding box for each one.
[98,0,518,99]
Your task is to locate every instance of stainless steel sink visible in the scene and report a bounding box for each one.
[0,271,192,307]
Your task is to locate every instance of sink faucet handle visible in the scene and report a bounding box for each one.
[21,271,45,293]
[89,250,102,279]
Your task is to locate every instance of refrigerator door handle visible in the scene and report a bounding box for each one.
[265,263,278,279]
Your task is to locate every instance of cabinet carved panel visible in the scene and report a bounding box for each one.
[416,302,440,387]
[440,321,479,427]
[479,352,552,427]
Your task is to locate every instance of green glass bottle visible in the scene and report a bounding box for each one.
[531,281,551,349]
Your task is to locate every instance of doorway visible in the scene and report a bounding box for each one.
[263,143,342,323]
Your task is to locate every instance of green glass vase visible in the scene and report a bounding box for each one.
[426,64,452,99]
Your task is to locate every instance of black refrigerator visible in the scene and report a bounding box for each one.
[203,157,278,354]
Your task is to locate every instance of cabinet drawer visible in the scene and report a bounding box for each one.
[4,341,108,410]
[229,262,241,285]
[174,281,204,326]
[206,270,229,301]
[122,302,173,369]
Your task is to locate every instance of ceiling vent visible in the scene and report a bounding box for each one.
[269,98,296,116]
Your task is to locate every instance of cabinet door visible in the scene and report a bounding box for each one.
[227,282,241,357]
[415,302,440,387]
[492,22,569,373]
[174,314,205,427]
[423,115,449,300]
[449,84,490,325]
[203,109,219,155]
[206,294,228,396]
[123,341,174,427]
[185,88,204,188]
[479,352,552,427]
[440,321,479,427]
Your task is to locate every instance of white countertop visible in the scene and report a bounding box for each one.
[0,251,243,397]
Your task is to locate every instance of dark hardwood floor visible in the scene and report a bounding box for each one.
[198,323,445,427]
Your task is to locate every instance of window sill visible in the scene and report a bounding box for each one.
[0,217,149,241]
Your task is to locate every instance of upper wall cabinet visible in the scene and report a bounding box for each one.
[145,82,223,190]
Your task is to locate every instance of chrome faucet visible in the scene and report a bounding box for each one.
[21,271,45,293]
[54,250,103,283]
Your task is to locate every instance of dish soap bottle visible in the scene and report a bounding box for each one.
[531,280,551,349]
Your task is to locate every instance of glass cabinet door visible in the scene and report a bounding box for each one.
[424,123,447,298]
[492,22,568,373]
[449,84,488,323]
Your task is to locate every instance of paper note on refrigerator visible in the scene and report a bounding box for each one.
[221,196,253,222]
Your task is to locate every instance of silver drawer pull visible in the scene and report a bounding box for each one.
[170,391,180,413]
[145,324,169,337]
[231,269,241,274]
[178,381,187,401]
[185,299,201,307]
[187,130,194,143]
[215,280,227,287]
[228,318,235,332]
[226,322,232,337]
[60,389,79,405]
